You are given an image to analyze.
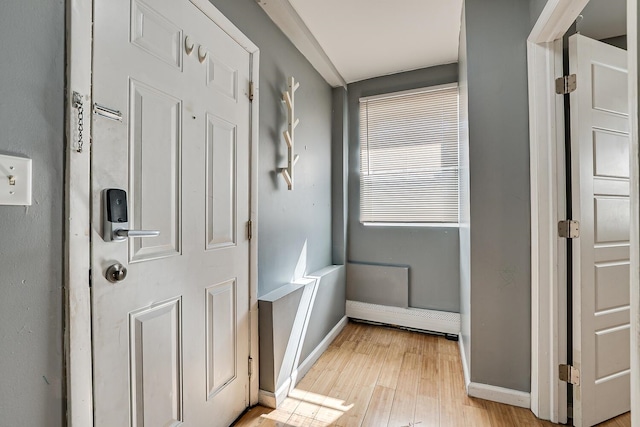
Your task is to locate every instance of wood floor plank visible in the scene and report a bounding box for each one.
[376,351,403,390]
[368,325,395,347]
[413,395,439,427]
[335,384,375,427]
[417,345,439,400]
[313,405,345,425]
[232,406,273,427]
[336,344,388,427]
[437,337,459,357]
[355,344,388,388]
[439,403,467,427]
[376,331,407,390]
[326,351,367,402]
[360,385,394,427]
[438,354,465,407]
[483,400,518,426]
[387,353,421,426]
[462,405,492,427]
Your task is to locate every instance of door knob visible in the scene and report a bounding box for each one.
[114,229,160,239]
[105,263,127,283]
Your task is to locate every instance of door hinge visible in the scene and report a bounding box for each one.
[555,74,577,95]
[558,220,580,238]
[247,220,253,241]
[248,356,253,378]
[249,81,254,102]
[89,269,92,287]
[559,364,580,385]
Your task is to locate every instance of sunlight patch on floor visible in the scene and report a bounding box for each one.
[259,387,354,425]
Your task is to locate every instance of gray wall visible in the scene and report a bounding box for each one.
[210,0,333,297]
[258,283,305,392]
[347,65,461,312]
[464,0,533,392]
[0,1,65,426]
[601,35,628,50]
[299,266,346,362]
[530,0,549,28]
[332,88,348,265]
[458,2,472,376]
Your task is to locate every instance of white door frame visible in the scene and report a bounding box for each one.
[628,1,639,425]
[528,0,639,424]
[64,1,260,425]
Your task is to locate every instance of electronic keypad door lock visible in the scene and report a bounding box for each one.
[102,188,160,242]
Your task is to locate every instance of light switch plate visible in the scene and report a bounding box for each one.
[0,154,32,206]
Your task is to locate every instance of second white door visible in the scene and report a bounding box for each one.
[569,34,630,427]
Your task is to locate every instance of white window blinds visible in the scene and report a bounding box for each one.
[359,84,459,224]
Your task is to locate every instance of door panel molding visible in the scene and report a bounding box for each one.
[129,297,183,427]
[128,79,183,262]
[65,0,260,425]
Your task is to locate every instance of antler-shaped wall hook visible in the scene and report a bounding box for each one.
[281,76,300,190]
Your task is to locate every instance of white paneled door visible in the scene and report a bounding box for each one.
[91,0,251,425]
[569,34,630,426]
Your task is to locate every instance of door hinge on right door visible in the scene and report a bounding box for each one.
[558,220,580,238]
[247,220,253,241]
[559,364,580,385]
[249,81,254,102]
[555,74,577,95]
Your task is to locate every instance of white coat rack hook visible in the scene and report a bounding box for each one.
[280,76,300,190]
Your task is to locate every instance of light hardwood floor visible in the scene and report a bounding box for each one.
[233,322,631,427]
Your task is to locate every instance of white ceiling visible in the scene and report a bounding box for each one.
[286,0,463,84]
[578,0,627,41]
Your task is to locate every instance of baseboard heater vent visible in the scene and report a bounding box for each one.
[346,300,460,335]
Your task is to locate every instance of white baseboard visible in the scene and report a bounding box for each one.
[291,316,348,389]
[258,377,290,409]
[457,329,529,409]
[346,300,460,335]
[458,335,471,392]
[467,382,531,409]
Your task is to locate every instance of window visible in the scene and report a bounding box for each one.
[359,83,459,224]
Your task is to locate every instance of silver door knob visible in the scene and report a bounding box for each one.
[105,263,128,283]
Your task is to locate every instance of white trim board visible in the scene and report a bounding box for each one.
[467,383,531,409]
[527,36,567,424]
[259,379,290,409]
[457,330,530,409]
[628,0,640,424]
[346,300,460,335]
[291,315,348,388]
[458,334,470,392]
[527,1,580,423]
[66,0,261,423]
[65,1,93,426]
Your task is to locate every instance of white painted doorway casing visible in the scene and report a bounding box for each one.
[528,0,639,425]
[64,0,260,426]
[569,34,630,426]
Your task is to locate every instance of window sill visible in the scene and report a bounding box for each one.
[361,222,460,228]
